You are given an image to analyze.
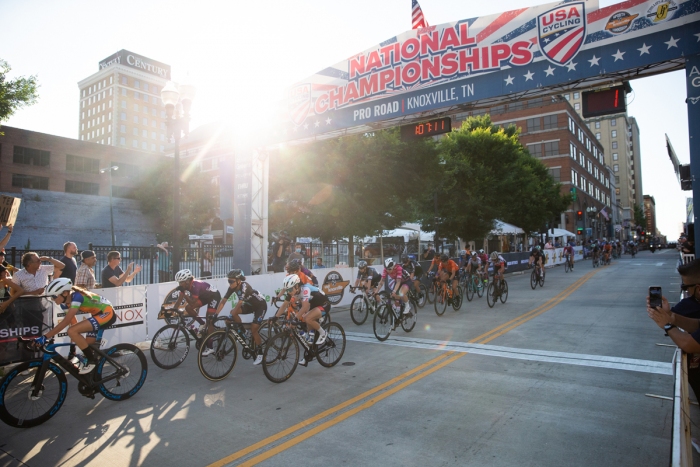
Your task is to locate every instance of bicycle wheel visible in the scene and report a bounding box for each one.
[564,260,569,273]
[263,330,298,383]
[316,322,346,367]
[417,284,428,308]
[150,324,190,370]
[0,360,67,428]
[486,282,496,308]
[476,277,484,298]
[427,282,436,304]
[434,288,448,316]
[500,281,509,303]
[350,295,369,325]
[97,344,148,401]
[465,278,474,302]
[539,269,546,287]
[401,302,417,332]
[452,287,463,311]
[197,331,238,381]
[373,304,394,341]
[530,270,537,289]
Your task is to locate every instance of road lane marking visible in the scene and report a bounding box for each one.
[344,332,672,375]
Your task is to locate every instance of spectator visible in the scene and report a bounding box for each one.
[101,251,141,288]
[0,264,25,314]
[0,223,13,250]
[682,236,696,255]
[422,243,435,261]
[201,251,213,278]
[647,259,700,400]
[0,249,17,275]
[287,242,304,264]
[12,252,64,296]
[314,257,325,269]
[544,239,554,250]
[157,242,171,282]
[55,241,78,283]
[271,231,291,273]
[75,250,97,289]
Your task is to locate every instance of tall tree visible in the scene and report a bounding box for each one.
[0,59,39,133]
[133,159,218,242]
[634,203,646,228]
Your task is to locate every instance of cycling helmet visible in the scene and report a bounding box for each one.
[287,259,301,272]
[490,251,500,261]
[401,254,409,262]
[227,269,245,281]
[478,249,484,254]
[357,260,368,269]
[384,258,396,268]
[461,250,467,256]
[283,274,301,291]
[471,251,477,257]
[440,253,449,262]
[175,269,194,282]
[46,278,73,297]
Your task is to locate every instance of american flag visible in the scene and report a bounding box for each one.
[412,0,429,29]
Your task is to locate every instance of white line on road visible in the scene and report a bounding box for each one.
[345,331,672,376]
[656,263,666,267]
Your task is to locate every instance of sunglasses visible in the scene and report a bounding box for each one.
[681,283,700,291]
[228,279,238,284]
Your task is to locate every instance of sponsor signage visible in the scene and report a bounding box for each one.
[99,49,171,80]
[321,271,350,306]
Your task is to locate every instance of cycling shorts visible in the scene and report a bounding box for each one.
[413,265,424,279]
[301,302,331,320]
[85,306,116,338]
[196,290,222,313]
[240,300,268,325]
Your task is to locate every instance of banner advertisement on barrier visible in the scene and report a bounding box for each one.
[0,297,52,366]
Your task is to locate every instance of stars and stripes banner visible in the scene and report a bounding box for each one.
[412,0,429,29]
[274,0,700,142]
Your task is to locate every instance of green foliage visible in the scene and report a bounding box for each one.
[133,159,218,242]
[634,203,646,227]
[0,59,39,132]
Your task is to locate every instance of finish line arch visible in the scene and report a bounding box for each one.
[233,0,700,273]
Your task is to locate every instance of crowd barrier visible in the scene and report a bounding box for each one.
[672,349,692,467]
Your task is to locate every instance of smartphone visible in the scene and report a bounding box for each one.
[649,286,662,308]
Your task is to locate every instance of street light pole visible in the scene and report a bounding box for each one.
[100,165,119,247]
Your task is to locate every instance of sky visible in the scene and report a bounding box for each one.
[0,0,691,239]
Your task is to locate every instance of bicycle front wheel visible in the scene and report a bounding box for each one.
[465,279,474,301]
[263,330,298,383]
[401,304,417,332]
[434,290,447,316]
[350,295,369,325]
[373,304,394,341]
[530,270,537,289]
[198,331,238,382]
[97,344,148,401]
[316,322,346,367]
[486,282,496,308]
[500,281,509,303]
[427,283,436,304]
[453,287,463,311]
[417,284,428,308]
[539,269,545,287]
[150,324,190,369]
[0,360,67,428]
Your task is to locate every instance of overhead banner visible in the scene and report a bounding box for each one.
[274,0,700,141]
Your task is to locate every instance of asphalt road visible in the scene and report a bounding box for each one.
[0,248,687,466]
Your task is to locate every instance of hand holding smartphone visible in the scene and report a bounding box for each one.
[649,286,662,308]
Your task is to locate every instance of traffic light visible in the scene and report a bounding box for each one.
[641,231,646,237]
[577,227,583,235]
[577,211,583,221]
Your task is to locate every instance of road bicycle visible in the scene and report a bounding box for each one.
[426,272,440,304]
[0,328,147,428]
[433,279,463,316]
[602,251,612,265]
[373,289,420,341]
[487,277,509,308]
[530,264,545,289]
[564,255,574,273]
[197,314,282,382]
[349,285,381,325]
[463,271,485,301]
[592,252,600,268]
[262,315,346,383]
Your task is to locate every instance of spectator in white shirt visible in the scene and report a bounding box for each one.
[12,252,64,295]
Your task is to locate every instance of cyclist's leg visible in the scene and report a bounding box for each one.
[186,301,206,326]
[451,277,459,297]
[251,305,266,347]
[68,308,116,367]
[302,307,322,332]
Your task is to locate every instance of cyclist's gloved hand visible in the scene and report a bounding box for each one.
[269,316,278,323]
[176,285,185,292]
[33,335,47,346]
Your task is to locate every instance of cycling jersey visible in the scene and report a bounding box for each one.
[478,253,489,264]
[63,291,116,337]
[563,246,573,255]
[530,249,543,259]
[491,255,506,272]
[181,280,221,311]
[287,283,330,311]
[382,265,409,281]
[357,267,380,281]
[467,257,481,268]
[224,282,266,309]
[438,260,459,277]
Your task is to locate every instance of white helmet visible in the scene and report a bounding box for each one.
[283,274,301,291]
[384,258,396,268]
[46,278,73,297]
[175,269,194,282]
[490,251,500,261]
[478,249,484,254]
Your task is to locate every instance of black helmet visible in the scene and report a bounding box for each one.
[440,253,449,262]
[227,269,245,281]
[357,260,368,269]
[401,254,409,262]
[287,259,301,271]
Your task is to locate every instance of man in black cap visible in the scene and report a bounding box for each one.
[75,250,97,289]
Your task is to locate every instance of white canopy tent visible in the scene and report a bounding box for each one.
[490,220,525,235]
[549,228,577,238]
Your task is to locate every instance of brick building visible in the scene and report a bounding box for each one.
[454,96,613,240]
[644,195,657,238]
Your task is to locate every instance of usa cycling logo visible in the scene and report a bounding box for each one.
[537,2,587,65]
[288,83,312,126]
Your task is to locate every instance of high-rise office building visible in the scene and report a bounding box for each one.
[77,50,171,153]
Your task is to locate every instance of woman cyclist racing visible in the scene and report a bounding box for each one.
[375,258,414,315]
[490,251,506,293]
[34,278,116,374]
[173,269,222,355]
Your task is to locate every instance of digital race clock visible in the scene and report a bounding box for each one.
[400,117,452,140]
[581,85,628,118]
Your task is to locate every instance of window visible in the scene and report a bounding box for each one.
[596,132,601,140]
[595,121,600,129]
[134,91,140,100]
[595,187,600,199]
[578,129,584,143]
[615,176,620,184]
[526,118,541,132]
[133,116,139,123]
[612,141,618,149]
[81,123,84,131]
[580,176,586,190]
[82,89,86,97]
[66,154,100,173]
[594,167,599,178]
[161,110,166,118]
[151,109,157,117]
[613,153,618,161]
[121,76,127,85]
[543,115,557,130]
[121,87,127,96]
[12,174,49,190]
[144,83,149,92]
[527,98,544,108]
[548,168,561,182]
[574,92,580,99]
[66,180,99,195]
[151,131,156,139]
[587,160,592,173]
[142,141,147,150]
[508,101,523,111]
[160,122,166,130]
[614,164,619,172]
[574,103,580,110]
[571,169,578,185]
[110,76,113,85]
[112,162,140,180]
[153,86,158,95]
[142,117,148,126]
[120,125,126,133]
[616,188,620,195]
[120,112,126,121]
[143,95,149,103]
[112,186,135,199]
[153,97,159,106]
[579,152,585,166]
[134,103,139,111]
[611,130,617,138]
[151,143,156,151]
[569,143,576,159]
[491,104,505,114]
[108,101,112,108]
[564,94,570,101]
[107,137,111,145]
[143,106,148,113]
[527,143,542,157]
[586,138,591,151]
[142,129,147,137]
[120,137,126,145]
[160,145,165,152]
[134,80,140,89]
[132,140,138,148]
[161,134,166,141]
[544,141,558,156]
[610,118,617,126]
[133,128,138,136]
[13,146,50,166]
[588,182,593,194]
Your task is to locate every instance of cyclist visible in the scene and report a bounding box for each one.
[603,241,613,263]
[477,249,490,284]
[353,260,381,293]
[173,269,222,355]
[592,241,600,263]
[287,259,317,286]
[217,269,267,365]
[490,251,506,292]
[400,254,424,299]
[563,242,574,269]
[276,274,329,362]
[437,253,460,301]
[375,258,413,315]
[529,245,545,275]
[34,278,116,374]
[465,251,481,281]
